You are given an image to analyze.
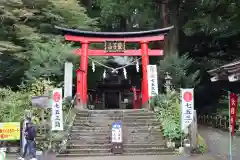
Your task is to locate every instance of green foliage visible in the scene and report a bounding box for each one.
[182,0,240,69]
[197,135,208,153]
[49,0,98,30]
[158,54,200,89]
[24,39,77,83]
[151,90,182,141]
[0,88,31,122]
[96,0,159,31]
[0,78,55,123]
[183,0,240,37]
[0,0,98,87]
[0,78,75,150]
[217,95,240,116]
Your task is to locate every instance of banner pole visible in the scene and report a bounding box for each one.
[228,91,232,160]
[180,88,183,147]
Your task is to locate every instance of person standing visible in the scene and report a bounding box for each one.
[18,121,37,160]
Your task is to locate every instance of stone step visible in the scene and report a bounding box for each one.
[66,143,166,149]
[57,152,113,157]
[75,114,155,118]
[73,119,158,124]
[69,136,165,142]
[64,147,173,154]
[68,139,110,144]
[75,112,155,117]
[70,131,163,136]
[71,126,162,133]
[68,136,164,141]
[71,126,162,131]
[57,151,175,157]
[70,132,109,136]
[72,122,159,127]
[69,132,163,137]
[76,109,153,114]
[63,148,111,154]
[71,127,110,132]
[74,116,157,120]
[70,129,162,134]
[124,139,164,144]
[67,144,111,149]
[68,135,110,140]
[69,134,109,139]
[68,134,164,141]
[68,138,164,144]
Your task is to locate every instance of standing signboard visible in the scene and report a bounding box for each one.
[0,122,20,141]
[181,88,194,131]
[111,122,123,154]
[147,65,158,97]
[51,88,63,131]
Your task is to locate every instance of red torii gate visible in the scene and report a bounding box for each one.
[56,26,173,108]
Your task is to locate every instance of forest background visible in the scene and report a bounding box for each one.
[0,0,239,116]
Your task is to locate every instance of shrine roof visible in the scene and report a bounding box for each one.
[55,26,174,38]
[208,59,240,81]
[208,60,240,75]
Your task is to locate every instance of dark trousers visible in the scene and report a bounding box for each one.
[22,139,36,158]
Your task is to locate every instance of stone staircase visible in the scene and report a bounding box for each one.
[57,109,175,157]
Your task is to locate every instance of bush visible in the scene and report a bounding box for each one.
[158,54,200,89]
[0,88,31,122]
[217,95,240,116]
[197,135,208,153]
[151,90,182,142]
[0,78,76,152]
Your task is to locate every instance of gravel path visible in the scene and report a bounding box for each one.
[199,125,240,160]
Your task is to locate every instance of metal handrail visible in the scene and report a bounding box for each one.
[64,94,77,129]
[57,94,77,154]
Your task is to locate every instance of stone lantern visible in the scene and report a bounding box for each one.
[164,72,172,93]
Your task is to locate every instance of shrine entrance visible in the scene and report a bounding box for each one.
[56,26,173,109]
[105,92,119,109]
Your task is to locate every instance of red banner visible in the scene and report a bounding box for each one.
[229,93,238,136]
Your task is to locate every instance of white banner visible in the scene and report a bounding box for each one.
[64,62,73,98]
[147,65,158,97]
[51,88,63,131]
[181,88,194,131]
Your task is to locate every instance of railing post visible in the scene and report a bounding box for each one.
[224,116,227,130]
[215,116,218,128]
[210,116,212,126]
[206,115,209,125]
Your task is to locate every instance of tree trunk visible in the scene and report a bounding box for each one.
[161,0,170,55]
[161,0,180,55]
[120,16,127,32]
[168,2,179,55]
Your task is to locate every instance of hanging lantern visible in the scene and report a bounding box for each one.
[92,61,95,72]
[123,68,127,79]
[103,69,106,79]
[136,59,139,72]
